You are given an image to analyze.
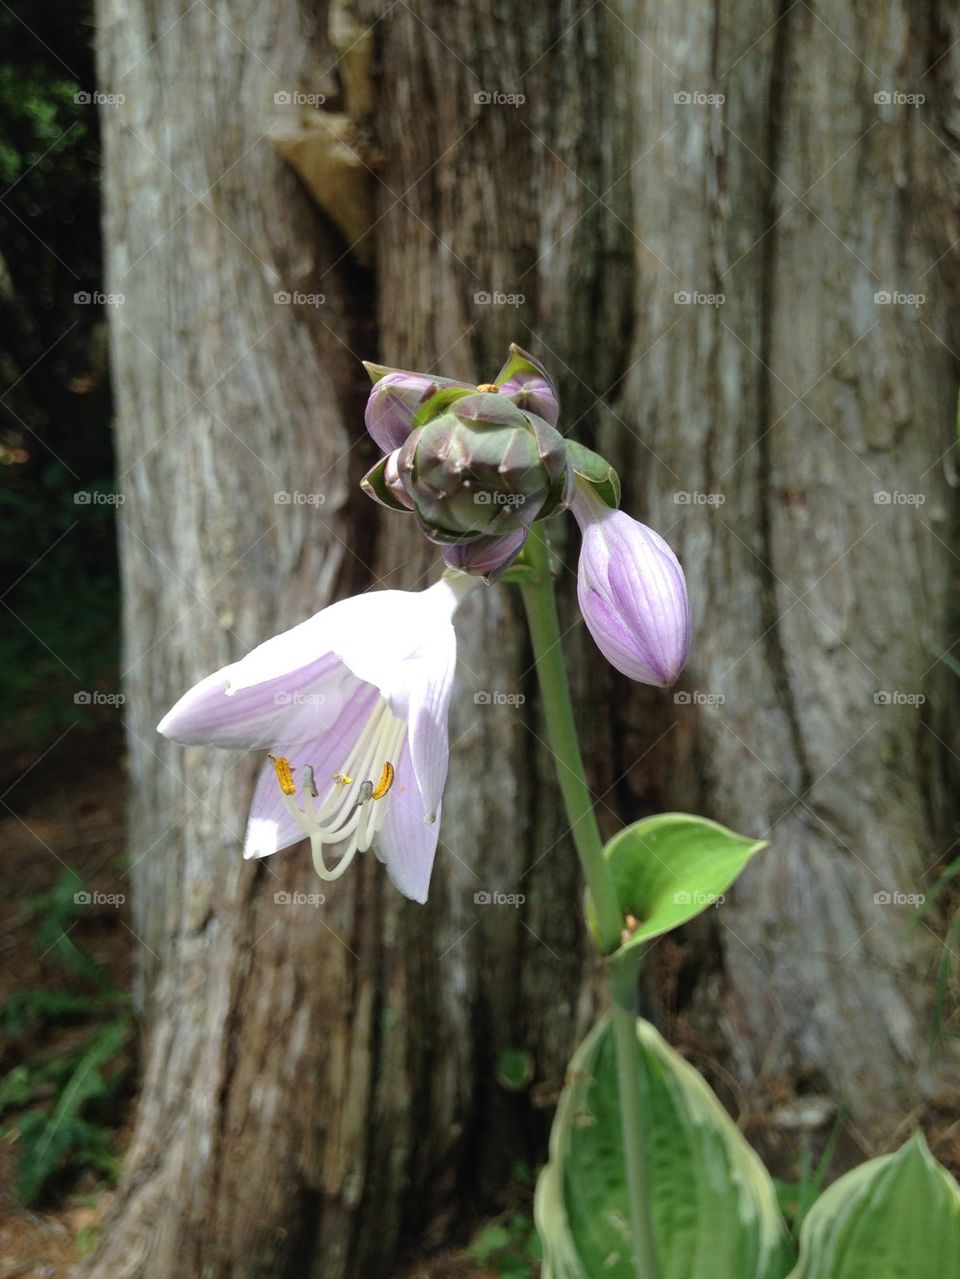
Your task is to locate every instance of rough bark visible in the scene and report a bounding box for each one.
[92,0,958,1274]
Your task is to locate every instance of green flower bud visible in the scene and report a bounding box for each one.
[396,390,568,544]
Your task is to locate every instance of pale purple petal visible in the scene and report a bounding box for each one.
[366,582,463,818]
[374,744,440,902]
[575,502,691,687]
[365,370,471,451]
[157,651,351,748]
[497,371,559,426]
[442,528,527,579]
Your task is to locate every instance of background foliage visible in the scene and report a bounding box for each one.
[0,0,119,736]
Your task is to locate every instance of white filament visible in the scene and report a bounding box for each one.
[278,698,406,881]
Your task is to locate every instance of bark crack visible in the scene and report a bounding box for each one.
[757,0,814,799]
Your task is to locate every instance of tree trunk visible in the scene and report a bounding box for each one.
[92,0,958,1274]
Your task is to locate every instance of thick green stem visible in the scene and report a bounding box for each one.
[519,524,660,1279]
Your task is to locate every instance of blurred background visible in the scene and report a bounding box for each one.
[1,1,959,1276]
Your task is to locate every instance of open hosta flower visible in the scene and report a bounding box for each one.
[572,484,691,687]
[157,575,477,902]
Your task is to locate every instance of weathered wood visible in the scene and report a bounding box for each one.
[92,0,957,1273]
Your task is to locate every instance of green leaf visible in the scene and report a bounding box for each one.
[494,342,552,388]
[535,1017,793,1279]
[360,454,411,513]
[15,1017,129,1204]
[786,1132,960,1279]
[410,385,477,427]
[587,814,769,976]
[565,440,621,509]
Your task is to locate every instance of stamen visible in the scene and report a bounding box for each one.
[269,754,296,796]
[476,383,499,393]
[273,698,409,884]
[371,761,395,801]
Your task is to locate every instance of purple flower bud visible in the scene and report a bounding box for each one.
[363,365,471,452]
[441,528,527,580]
[361,448,414,512]
[493,345,560,427]
[572,487,691,687]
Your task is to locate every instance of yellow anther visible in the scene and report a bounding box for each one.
[332,771,353,786]
[476,383,499,393]
[269,754,296,796]
[371,761,395,801]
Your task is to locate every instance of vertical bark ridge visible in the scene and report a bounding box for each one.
[756,0,815,800]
